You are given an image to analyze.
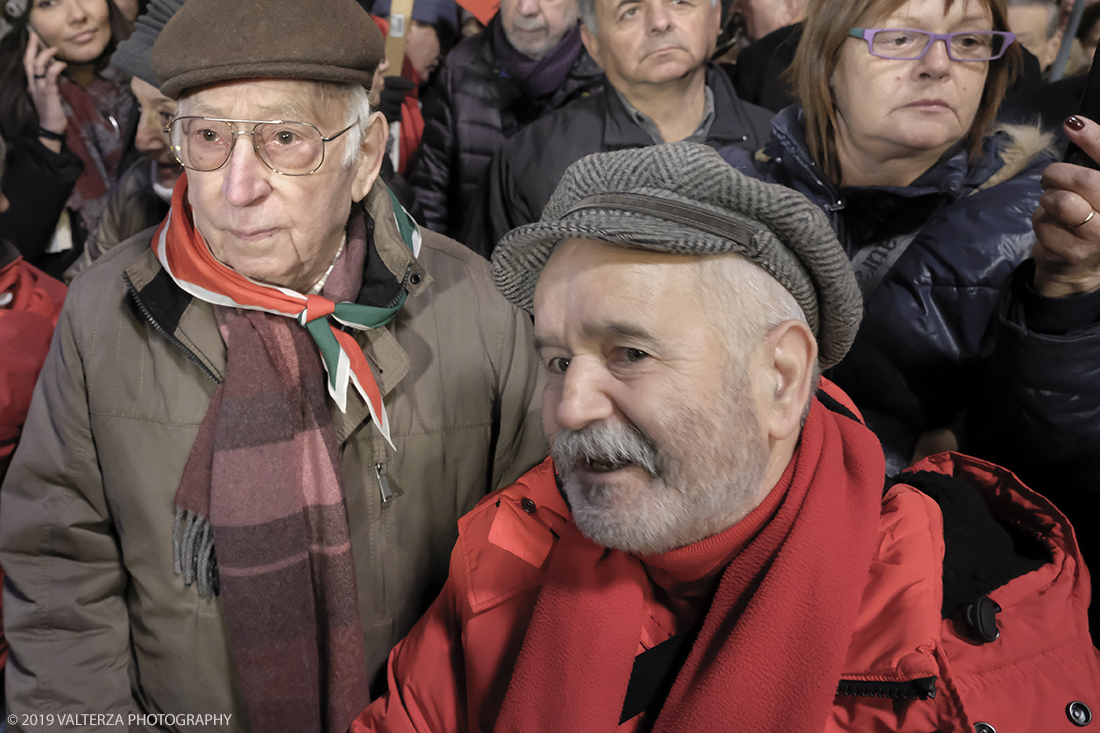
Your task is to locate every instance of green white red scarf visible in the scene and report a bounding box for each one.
[152,174,420,446]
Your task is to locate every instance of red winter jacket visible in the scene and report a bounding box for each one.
[356,424,1100,732]
[0,248,66,667]
[0,251,65,474]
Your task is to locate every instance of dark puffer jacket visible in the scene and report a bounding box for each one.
[462,66,775,259]
[754,106,1054,471]
[408,25,604,238]
[749,105,1100,640]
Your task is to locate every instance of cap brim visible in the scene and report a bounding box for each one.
[492,206,812,319]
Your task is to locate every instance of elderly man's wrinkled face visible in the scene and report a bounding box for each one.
[179,79,382,293]
[1006,3,1059,70]
[534,239,771,554]
[581,0,721,93]
[501,0,580,59]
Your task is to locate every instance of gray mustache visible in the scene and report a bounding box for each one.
[551,421,662,477]
[511,20,548,32]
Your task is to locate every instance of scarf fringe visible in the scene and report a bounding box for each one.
[173,507,220,598]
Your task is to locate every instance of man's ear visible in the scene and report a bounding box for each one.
[709,0,722,35]
[351,110,388,202]
[760,319,817,442]
[580,24,603,70]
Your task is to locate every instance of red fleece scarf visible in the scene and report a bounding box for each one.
[494,399,885,732]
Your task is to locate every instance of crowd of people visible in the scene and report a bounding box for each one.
[1,0,1100,729]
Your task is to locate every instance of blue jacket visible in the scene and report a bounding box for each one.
[750,107,1069,462]
[748,107,1100,636]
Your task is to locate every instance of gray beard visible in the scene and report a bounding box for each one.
[550,376,769,555]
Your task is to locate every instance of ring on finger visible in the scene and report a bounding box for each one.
[33,73,46,79]
[1070,209,1096,229]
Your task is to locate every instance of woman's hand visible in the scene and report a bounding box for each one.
[1033,116,1100,297]
[23,30,68,151]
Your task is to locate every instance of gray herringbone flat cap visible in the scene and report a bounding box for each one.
[490,142,862,368]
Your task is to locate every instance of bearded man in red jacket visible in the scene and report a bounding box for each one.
[355,143,1100,732]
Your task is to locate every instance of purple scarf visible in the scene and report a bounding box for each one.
[491,15,584,99]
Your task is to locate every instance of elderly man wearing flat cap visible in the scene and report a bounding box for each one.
[0,0,545,730]
[355,143,1100,732]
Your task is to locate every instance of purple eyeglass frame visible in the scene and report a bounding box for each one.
[848,27,1016,61]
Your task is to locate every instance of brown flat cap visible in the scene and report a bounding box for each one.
[152,0,384,98]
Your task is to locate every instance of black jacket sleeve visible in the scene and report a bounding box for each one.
[409,67,458,235]
[459,144,533,261]
[728,24,802,114]
[0,138,84,266]
[966,261,1100,514]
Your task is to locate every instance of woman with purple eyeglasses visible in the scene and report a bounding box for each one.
[750,0,1100,640]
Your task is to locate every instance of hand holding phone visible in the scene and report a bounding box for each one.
[1063,56,1100,169]
[1034,115,1100,297]
[22,30,68,142]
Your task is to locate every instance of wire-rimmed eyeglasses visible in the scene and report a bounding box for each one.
[848,28,1016,62]
[165,117,357,176]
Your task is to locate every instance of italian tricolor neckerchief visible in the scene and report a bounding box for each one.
[152,174,421,447]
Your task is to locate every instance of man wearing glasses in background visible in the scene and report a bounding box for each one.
[0,0,546,730]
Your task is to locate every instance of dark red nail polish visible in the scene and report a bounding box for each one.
[1067,116,1086,131]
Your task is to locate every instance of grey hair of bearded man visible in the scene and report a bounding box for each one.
[695,253,806,354]
[578,0,719,33]
[694,252,821,419]
[174,81,374,169]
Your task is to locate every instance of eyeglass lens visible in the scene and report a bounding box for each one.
[170,119,325,174]
[870,30,1008,60]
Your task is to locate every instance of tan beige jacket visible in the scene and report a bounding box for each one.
[0,183,547,732]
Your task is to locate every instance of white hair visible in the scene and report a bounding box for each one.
[696,253,820,418]
[337,82,373,167]
[696,253,807,358]
[579,0,719,34]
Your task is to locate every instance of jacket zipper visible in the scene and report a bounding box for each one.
[123,273,221,385]
[375,462,395,504]
[836,676,937,701]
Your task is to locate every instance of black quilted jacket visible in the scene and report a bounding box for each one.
[462,65,775,258]
[408,24,604,239]
[751,108,1100,550]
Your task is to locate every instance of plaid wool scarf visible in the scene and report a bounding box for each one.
[158,178,417,732]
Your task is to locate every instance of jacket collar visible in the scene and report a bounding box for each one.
[765,105,1021,203]
[480,24,603,86]
[123,181,426,438]
[764,106,997,245]
[602,63,753,149]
